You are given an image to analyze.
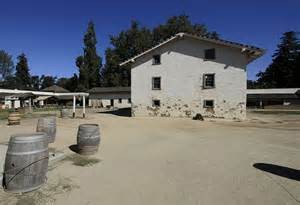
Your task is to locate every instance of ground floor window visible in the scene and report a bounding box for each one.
[152,99,160,107]
[203,100,214,108]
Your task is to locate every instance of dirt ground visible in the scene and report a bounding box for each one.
[0,110,299,205]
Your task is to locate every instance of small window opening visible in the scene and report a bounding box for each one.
[203,74,215,88]
[152,100,160,107]
[152,55,161,65]
[152,77,161,90]
[204,100,214,108]
[204,48,216,60]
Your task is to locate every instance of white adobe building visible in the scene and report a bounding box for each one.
[120,33,264,120]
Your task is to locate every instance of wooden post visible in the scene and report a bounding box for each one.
[82,96,86,118]
[73,95,76,118]
[28,98,32,112]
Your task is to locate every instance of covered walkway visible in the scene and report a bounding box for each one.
[0,89,89,118]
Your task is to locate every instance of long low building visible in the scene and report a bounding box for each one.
[88,87,131,108]
[247,88,300,108]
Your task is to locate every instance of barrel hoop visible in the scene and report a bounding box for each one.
[3,156,49,189]
[10,138,47,143]
[6,148,48,155]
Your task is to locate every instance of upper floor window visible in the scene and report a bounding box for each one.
[204,48,216,60]
[128,98,131,103]
[152,55,161,65]
[203,74,215,89]
[152,77,161,90]
[118,99,122,103]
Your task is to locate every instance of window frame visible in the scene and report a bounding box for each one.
[204,48,216,60]
[152,54,161,65]
[152,77,161,90]
[203,100,214,108]
[152,99,161,107]
[203,73,215,89]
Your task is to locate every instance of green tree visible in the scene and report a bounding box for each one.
[0,50,14,81]
[56,74,79,92]
[1,76,17,89]
[56,77,69,88]
[40,75,56,89]
[76,21,102,90]
[257,31,300,88]
[15,53,31,90]
[31,75,40,90]
[153,15,219,43]
[102,20,153,86]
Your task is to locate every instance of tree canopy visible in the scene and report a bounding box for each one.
[0,50,14,81]
[76,21,102,91]
[256,31,300,88]
[15,53,32,90]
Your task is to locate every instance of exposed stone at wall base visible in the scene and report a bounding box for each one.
[131,100,246,120]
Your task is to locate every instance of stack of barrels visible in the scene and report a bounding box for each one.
[3,116,102,193]
[3,117,57,193]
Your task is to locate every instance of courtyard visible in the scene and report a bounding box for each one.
[0,110,299,204]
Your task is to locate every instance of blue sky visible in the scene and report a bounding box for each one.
[0,0,299,80]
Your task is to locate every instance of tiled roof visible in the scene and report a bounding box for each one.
[88,87,131,93]
[42,85,70,93]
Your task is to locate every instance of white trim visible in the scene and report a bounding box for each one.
[0,88,89,97]
[247,88,300,95]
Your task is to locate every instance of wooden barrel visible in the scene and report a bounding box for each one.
[60,108,69,118]
[4,133,49,193]
[36,117,57,143]
[8,112,21,125]
[77,124,100,155]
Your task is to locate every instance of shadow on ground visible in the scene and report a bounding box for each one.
[98,108,131,117]
[69,144,79,154]
[253,163,300,181]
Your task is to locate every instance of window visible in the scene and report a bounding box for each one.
[203,74,215,88]
[204,48,216,60]
[128,98,131,103]
[204,100,214,108]
[152,55,161,65]
[118,99,122,103]
[152,77,161,90]
[152,99,160,107]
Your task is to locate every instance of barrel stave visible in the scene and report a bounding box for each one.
[36,117,56,143]
[77,124,100,155]
[4,133,49,193]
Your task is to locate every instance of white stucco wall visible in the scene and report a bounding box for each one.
[131,37,249,120]
[89,99,131,108]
